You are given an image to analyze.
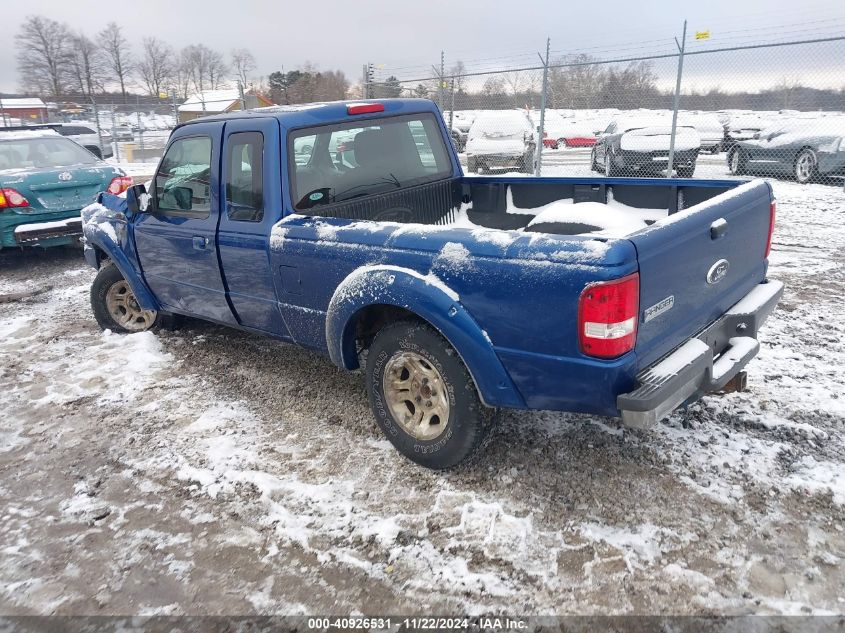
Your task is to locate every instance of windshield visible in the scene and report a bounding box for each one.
[0,137,98,170]
[289,113,452,211]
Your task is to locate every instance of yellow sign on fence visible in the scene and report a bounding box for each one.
[695,30,711,40]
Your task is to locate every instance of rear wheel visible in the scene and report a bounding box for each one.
[794,148,818,184]
[86,146,102,159]
[366,321,493,469]
[728,146,747,175]
[91,263,158,333]
[590,148,600,172]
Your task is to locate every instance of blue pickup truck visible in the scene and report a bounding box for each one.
[81,99,782,469]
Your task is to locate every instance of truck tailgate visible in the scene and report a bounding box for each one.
[628,180,773,368]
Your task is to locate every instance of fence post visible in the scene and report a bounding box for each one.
[238,80,246,110]
[111,107,120,162]
[136,99,145,157]
[91,96,105,160]
[171,87,178,123]
[667,19,687,178]
[449,79,455,132]
[534,37,550,177]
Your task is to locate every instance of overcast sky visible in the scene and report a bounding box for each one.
[2,0,843,95]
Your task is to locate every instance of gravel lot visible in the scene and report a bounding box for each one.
[0,178,843,616]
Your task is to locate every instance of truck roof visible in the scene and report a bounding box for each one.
[177,98,441,130]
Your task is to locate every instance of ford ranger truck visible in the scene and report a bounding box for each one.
[81,99,783,469]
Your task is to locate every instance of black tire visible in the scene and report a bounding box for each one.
[466,156,478,173]
[86,146,102,159]
[590,148,599,172]
[366,321,494,469]
[728,146,747,176]
[794,148,818,184]
[605,152,619,177]
[677,164,696,178]
[90,263,159,333]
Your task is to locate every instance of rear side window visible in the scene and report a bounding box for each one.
[225,132,264,222]
[155,136,212,218]
[289,113,452,212]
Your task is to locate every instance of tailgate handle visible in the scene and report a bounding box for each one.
[710,218,727,240]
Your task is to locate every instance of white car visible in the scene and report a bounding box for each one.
[56,123,113,159]
[465,110,536,173]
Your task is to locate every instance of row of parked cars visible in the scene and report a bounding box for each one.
[454,107,845,182]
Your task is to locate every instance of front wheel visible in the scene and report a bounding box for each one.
[794,148,818,184]
[677,164,696,178]
[727,146,746,175]
[366,321,493,469]
[605,152,618,177]
[91,263,158,333]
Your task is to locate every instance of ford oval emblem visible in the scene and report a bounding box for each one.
[58,171,73,181]
[706,259,730,284]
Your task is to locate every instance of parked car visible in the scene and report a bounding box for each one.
[465,110,536,173]
[112,125,134,142]
[81,98,782,469]
[56,123,113,159]
[727,117,845,184]
[0,128,131,249]
[449,127,467,152]
[592,118,701,177]
[531,110,597,149]
[678,112,725,153]
[723,113,772,150]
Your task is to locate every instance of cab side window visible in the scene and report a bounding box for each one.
[155,136,212,218]
[225,132,264,222]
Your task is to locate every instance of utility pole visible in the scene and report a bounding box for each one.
[667,19,687,178]
[534,37,551,177]
[439,51,445,111]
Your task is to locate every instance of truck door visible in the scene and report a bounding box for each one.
[134,122,237,324]
[218,118,290,336]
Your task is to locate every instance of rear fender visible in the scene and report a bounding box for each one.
[326,265,526,409]
[81,195,160,311]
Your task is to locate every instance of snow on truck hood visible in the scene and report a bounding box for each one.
[620,126,700,152]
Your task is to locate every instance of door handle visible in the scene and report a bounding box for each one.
[193,236,209,250]
[710,218,727,240]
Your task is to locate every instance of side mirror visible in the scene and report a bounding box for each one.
[126,184,151,214]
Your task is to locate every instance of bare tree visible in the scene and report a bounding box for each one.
[71,33,106,97]
[182,44,229,97]
[137,37,173,97]
[15,15,73,97]
[207,49,229,90]
[448,60,467,93]
[231,48,256,88]
[99,22,134,102]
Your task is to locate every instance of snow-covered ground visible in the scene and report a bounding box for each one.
[0,179,843,615]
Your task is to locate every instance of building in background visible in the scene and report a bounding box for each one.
[0,97,49,124]
[177,89,274,123]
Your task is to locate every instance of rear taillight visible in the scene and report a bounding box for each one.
[347,103,385,115]
[107,175,134,195]
[765,200,776,259]
[578,273,640,359]
[0,188,30,210]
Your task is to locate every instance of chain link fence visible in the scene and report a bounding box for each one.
[367,35,845,184]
